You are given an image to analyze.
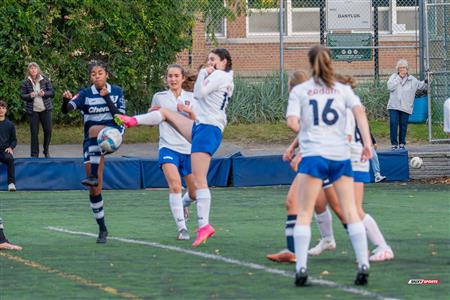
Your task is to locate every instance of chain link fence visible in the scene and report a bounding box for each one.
[425,0,450,142]
[176,1,449,135]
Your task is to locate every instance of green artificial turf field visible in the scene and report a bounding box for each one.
[0,184,448,299]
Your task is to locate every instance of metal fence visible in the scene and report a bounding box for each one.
[425,0,450,142]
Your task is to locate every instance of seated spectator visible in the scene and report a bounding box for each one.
[0,217,22,250]
[0,100,17,192]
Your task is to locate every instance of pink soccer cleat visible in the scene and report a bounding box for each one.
[192,224,215,247]
[114,114,138,128]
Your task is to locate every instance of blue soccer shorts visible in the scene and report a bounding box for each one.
[191,123,222,156]
[159,147,192,177]
[298,156,353,184]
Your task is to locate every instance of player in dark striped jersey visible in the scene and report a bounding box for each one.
[61,60,125,243]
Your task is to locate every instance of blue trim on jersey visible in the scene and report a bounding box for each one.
[353,171,370,183]
[298,156,353,184]
[159,147,192,177]
[191,123,222,156]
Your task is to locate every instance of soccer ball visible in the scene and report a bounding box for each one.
[97,127,122,154]
[409,156,423,169]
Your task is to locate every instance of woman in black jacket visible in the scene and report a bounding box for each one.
[20,62,54,158]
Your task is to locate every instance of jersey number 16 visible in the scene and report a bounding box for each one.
[309,98,339,126]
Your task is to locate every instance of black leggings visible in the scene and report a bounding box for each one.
[0,151,15,184]
[28,110,52,157]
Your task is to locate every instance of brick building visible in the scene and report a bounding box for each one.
[177,2,421,79]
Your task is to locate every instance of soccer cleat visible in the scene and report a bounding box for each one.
[354,264,369,285]
[81,176,98,187]
[192,224,215,247]
[369,245,394,262]
[294,267,308,287]
[114,114,138,128]
[7,183,16,192]
[308,238,336,256]
[266,249,296,263]
[96,230,108,244]
[0,241,22,251]
[177,228,190,240]
[374,173,386,183]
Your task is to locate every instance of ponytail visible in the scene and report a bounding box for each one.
[308,45,335,88]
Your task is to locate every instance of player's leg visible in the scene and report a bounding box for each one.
[86,158,108,243]
[266,176,299,263]
[162,161,189,240]
[333,176,369,285]
[82,125,106,186]
[191,152,215,247]
[182,172,197,220]
[294,173,323,286]
[309,188,337,256]
[115,108,194,142]
[354,182,394,261]
[0,217,22,250]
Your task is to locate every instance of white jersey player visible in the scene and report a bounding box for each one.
[115,48,234,247]
[151,65,197,241]
[286,45,373,287]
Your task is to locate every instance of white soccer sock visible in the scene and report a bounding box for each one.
[196,188,211,228]
[182,192,194,208]
[293,225,311,272]
[347,222,370,268]
[315,207,334,240]
[169,193,186,231]
[363,214,387,248]
[135,111,162,125]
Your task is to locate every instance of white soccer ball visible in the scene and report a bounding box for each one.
[97,127,122,154]
[409,156,423,169]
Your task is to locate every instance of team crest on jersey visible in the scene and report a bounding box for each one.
[110,95,119,103]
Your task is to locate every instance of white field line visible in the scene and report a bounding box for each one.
[47,226,400,300]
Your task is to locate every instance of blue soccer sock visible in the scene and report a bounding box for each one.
[285,215,297,253]
[89,137,101,178]
[90,194,107,231]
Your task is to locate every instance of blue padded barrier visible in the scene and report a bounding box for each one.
[369,150,409,182]
[232,155,296,187]
[0,157,141,191]
[140,157,232,188]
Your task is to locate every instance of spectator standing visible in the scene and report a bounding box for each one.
[0,101,17,192]
[20,62,54,158]
[387,59,426,150]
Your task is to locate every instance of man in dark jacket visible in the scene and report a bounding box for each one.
[0,100,17,191]
[20,62,54,158]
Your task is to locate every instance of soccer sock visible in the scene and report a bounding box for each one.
[135,111,163,125]
[347,222,369,268]
[88,137,101,178]
[169,193,186,231]
[363,214,387,248]
[294,225,311,272]
[182,192,194,208]
[315,207,334,240]
[0,222,6,243]
[90,194,107,232]
[285,215,297,253]
[196,188,211,228]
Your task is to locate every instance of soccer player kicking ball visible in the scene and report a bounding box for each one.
[61,60,126,243]
[286,45,372,286]
[116,49,234,247]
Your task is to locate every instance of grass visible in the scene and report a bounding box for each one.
[0,184,449,299]
[14,120,430,145]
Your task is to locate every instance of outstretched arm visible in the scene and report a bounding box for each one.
[61,91,75,114]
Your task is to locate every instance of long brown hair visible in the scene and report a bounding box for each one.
[288,70,309,92]
[335,73,357,89]
[308,45,335,88]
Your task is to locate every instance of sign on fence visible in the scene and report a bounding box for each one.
[326,0,372,31]
[327,33,373,62]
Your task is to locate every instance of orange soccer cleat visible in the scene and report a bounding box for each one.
[266,249,296,263]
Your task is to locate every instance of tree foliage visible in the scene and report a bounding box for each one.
[0,0,195,122]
